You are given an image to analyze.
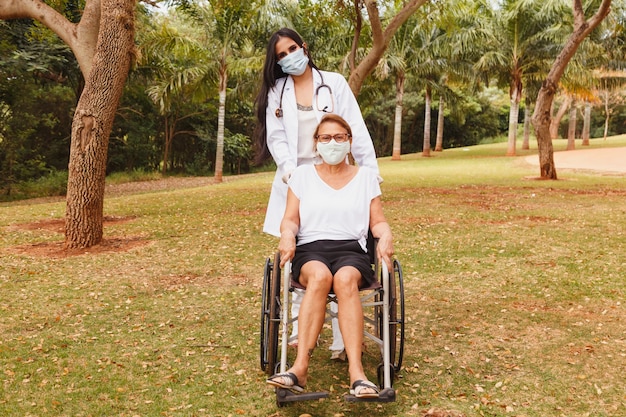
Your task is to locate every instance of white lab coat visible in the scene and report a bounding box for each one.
[263,69,380,236]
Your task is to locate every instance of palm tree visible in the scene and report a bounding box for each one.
[594,1,626,139]
[142,1,263,180]
[405,16,449,157]
[140,12,215,174]
[182,1,257,183]
[476,0,568,156]
[433,0,492,152]
[596,70,626,139]
[374,19,413,160]
[377,9,452,158]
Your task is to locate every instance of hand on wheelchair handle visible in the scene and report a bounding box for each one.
[279,251,293,268]
[376,233,394,271]
[278,232,296,267]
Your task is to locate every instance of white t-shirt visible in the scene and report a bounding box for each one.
[288,164,381,251]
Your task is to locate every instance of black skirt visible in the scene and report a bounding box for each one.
[291,239,375,288]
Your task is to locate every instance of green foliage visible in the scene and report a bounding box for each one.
[0,168,67,201]
[0,19,76,192]
[106,169,163,184]
[2,0,625,192]
[108,82,162,173]
[444,94,503,147]
[224,132,252,174]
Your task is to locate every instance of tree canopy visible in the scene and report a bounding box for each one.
[1,0,625,197]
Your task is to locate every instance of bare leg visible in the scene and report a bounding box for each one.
[272,261,331,387]
[333,266,376,393]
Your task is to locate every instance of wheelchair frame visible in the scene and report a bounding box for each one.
[260,248,405,406]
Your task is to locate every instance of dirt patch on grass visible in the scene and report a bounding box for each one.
[3,174,264,258]
[7,216,150,258]
[8,215,134,233]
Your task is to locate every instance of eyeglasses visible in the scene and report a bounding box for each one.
[315,133,351,143]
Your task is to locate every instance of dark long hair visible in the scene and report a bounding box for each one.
[252,28,319,165]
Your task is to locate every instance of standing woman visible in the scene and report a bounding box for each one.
[253,28,380,358]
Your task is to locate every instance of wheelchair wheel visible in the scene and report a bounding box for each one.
[260,257,272,372]
[260,253,281,374]
[375,259,405,387]
[389,259,405,373]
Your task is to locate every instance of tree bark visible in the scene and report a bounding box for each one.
[531,0,611,179]
[435,95,444,152]
[348,0,428,96]
[1,0,135,248]
[422,85,432,157]
[507,78,522,156]
[65,0,135,248]
[603,91,610,140]
[550,95,571,139]
[162,115,174,174]
[392,72,405,160]
[349,0,362,74]
[215,62,227,183]
[581,101,591,146]
[566,99,577,150]
[522,98,532,150]
[533,79,558,179]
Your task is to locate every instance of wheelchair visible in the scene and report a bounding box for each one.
[259,237,405,406]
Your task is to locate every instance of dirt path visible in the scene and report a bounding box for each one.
[524,146,626,175]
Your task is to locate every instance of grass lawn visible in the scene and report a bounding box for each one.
[1,137,625,417]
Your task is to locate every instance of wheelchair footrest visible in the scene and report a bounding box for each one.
[344,387,396,403]
[276,388,329,404]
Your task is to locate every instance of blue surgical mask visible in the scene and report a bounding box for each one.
[277,48,309,76]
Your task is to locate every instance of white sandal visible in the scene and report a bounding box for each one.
[350,379,379,398]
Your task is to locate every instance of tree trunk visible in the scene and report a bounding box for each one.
[214,63,226,183]
[506,82,521,156]
[435,95,444,152]
[348,0,427,96]
[422,86,432,157]
[162,116,172,174]
[532,79,558,179]
[550,96,571,139]
[65,0,135,248]
[522,98,532,150]
[566,99,577,150]
[391,72,404,160]
[603,92,610,140]
[581,101,590,145]
[531,0,611,180]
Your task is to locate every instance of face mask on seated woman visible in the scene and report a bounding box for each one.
[316,140,350,165]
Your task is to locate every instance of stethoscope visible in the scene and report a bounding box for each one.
[275,68,334,118]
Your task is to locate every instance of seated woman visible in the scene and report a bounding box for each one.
[266,114,394,399]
